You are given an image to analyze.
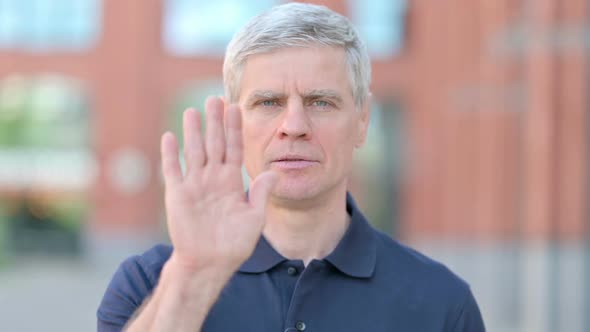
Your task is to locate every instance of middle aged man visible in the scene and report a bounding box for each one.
[98,3,486,331]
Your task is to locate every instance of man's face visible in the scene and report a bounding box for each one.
[238,46,370,202]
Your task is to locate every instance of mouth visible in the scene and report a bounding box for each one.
[271,156,319,170]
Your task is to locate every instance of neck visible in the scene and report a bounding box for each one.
[262,187,350,266]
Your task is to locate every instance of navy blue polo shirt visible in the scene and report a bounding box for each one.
[97,194,485,331]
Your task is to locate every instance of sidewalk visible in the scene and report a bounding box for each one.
[0,256,119,332]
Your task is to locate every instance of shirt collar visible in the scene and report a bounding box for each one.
[324,193,377,279]
[238,234,286,273]
[238,192,377,279]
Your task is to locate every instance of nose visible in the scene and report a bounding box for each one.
[277,99,312,140]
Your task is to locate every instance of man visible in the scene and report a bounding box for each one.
[97,3,485,331]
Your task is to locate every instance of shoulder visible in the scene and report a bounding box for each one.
[371,232,485,330]
[132,243,174,282]
[97,244,173,330]
[375,231,485,332]
[373,231,471,303]
[115,243,173,289]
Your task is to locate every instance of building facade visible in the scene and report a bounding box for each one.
[0,1,588,331]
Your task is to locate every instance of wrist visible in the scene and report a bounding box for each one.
[165,253,235,283]
[145,253,235,332]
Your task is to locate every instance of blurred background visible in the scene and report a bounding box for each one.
[0,0,587,331]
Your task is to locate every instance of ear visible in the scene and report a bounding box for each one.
[355,93,372,148]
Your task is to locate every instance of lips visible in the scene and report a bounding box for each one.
[270,155,319,170]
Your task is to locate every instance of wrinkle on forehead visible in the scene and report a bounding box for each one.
[238,46,352,104]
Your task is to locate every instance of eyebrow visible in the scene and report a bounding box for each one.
[244,89,344,107]
[302,89,343,104]
[244,90,286,106]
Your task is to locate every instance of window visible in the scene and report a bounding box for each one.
[166,81,249,183]
[166,84,404,235]
[347,0,407,59]
[167,80,224,149]
[0,0,101,51]
[0,74,95,254]
[163,0,279,56]
[350,101,404,234]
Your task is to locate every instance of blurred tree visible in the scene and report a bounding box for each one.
[0,74,93,255]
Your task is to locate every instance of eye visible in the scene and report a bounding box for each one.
[310,99,334,111]
[313,100,329,107]
[261,100,278,107]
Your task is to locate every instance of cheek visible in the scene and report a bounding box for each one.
[318,120,359,163]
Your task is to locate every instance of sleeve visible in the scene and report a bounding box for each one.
[96,255,158,332]
[450,287,486,332]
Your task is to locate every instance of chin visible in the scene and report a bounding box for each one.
[270,180,321,202]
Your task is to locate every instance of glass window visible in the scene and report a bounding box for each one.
[164,80,251,224]
[163,0,279,56]
[167,80,224,149]
[0,74,95,255]
[350,101,404,235]
[347,0,407,59]
[166,84,404,235]
[166,80,236,179]
[0,0,101,51]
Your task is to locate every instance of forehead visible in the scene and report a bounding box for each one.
[238,46,353,101]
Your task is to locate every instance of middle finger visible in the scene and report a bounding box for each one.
[204,96,226,164]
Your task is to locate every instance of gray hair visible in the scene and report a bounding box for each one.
[223,2,371,108]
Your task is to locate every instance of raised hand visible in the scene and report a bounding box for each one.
[160,96,277,274]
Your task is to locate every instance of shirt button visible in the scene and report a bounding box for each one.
[287,267,298,276]
[295,321,306,331]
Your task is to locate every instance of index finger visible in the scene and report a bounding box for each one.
[161,131,182,186]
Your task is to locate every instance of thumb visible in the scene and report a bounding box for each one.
[248,171,278,212]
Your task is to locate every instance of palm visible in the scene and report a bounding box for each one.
[160,97,276,272]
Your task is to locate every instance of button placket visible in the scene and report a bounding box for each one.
[284,260,326,332]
